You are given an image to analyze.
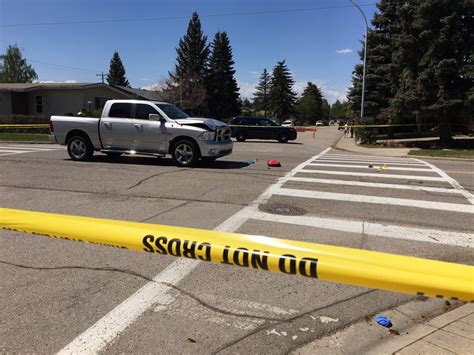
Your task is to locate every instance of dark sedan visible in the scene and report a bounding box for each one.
[230,116,297,143]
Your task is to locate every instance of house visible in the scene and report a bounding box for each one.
[0,82,164,116]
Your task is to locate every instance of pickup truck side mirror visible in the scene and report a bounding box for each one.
[149,114,166,122]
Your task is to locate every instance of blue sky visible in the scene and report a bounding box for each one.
[0,0,378,103]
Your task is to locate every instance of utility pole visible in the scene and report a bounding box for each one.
[96,72,105,84]
[349,0,368,122]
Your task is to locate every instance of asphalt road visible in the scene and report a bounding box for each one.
[0,131,472,354]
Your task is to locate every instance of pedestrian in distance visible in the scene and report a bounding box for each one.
[344,122,349,138]
[350,120,354,138]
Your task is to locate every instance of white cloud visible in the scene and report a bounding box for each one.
[237,81,256,99]
[65,80,77,83]
[336,48,353,54]
[141,83,164,91]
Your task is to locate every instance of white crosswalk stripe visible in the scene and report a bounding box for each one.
[307,162,433,172]
[0,143,64,156]
[248,148,474,249]
[299,169,447,181]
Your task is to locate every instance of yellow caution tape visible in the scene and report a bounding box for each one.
[0,124,49,128]
[1,208,472,301]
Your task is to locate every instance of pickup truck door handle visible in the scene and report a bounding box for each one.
[134,124,143,129]
[103,122,112,128]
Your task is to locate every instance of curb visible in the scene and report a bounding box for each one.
[333,135,410,158]
[407,154,474,162]
[293,298,467,354]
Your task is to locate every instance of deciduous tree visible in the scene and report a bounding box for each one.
[0,44,37,83]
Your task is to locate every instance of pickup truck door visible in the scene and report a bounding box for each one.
[132,103,170,153]
[99,102,134,149]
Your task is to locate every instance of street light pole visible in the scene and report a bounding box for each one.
[349,0,368,121]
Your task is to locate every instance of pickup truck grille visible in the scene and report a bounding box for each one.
[216,127,231,142]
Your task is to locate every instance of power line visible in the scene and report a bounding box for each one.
[29,59,100,73]
[1,3,377,27]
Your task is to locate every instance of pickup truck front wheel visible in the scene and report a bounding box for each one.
[67,135,94,161]
[172,139,200,167]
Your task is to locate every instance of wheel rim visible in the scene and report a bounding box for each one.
[70,139,86,159]
[175,143,193,165]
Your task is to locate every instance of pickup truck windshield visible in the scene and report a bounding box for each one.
[156,104,189,119]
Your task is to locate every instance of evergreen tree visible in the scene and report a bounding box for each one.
[253,69,271,116]
[206,31,241,118]
[412,0,472,144]
[295,82,323,125]
[0,44,37,83]
[106,51,130,87]
[166,12,209,114]
[268,60,297,121]
[347,0,398,122]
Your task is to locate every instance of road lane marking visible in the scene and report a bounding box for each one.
[323,153,415,161]
[415,159,474,205]
[273,187,474,213]
[307,162,433,172]
[248,210,473,248]
[299,169,447,181]
[57,147,332,354]
[0,150,29,153]
[158,293,298,331]
[287,177,465,195]
[315,158,425,166]
[324,154,416,164]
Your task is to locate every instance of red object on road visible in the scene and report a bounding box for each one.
[267,159,281,167]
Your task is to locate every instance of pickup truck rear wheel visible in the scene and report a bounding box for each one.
[67,135,94,161]
[236,132,246,142]
[172,139,200,167]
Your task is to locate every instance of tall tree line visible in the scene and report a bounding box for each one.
[348,0,473,144]
[164,12,240,118]
[253,63,330,124]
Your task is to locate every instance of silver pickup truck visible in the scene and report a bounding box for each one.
[50,99,233,166]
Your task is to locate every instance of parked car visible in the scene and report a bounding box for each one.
[50,99,233,167]
[230,116,297,143]
[281,120,294,127]
[316,120,329,126]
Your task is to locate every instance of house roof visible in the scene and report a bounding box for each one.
[0,82,165,101]
[0,82,103,91]
[114,86,164,101]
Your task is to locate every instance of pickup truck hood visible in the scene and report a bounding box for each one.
[174,118,228,131]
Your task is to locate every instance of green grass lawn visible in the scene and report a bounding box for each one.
[0,133,50,142]
[408,149,474,159]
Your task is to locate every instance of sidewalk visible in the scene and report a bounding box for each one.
[335,134,412,157]
[294,301,474,354]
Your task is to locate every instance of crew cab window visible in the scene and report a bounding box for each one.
[109,103,132,118]
[135,104,160,120]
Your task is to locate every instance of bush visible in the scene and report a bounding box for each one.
[0,115,50,134]
[355,117,378,145]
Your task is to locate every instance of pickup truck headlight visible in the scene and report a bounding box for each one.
[199,131,216,141]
